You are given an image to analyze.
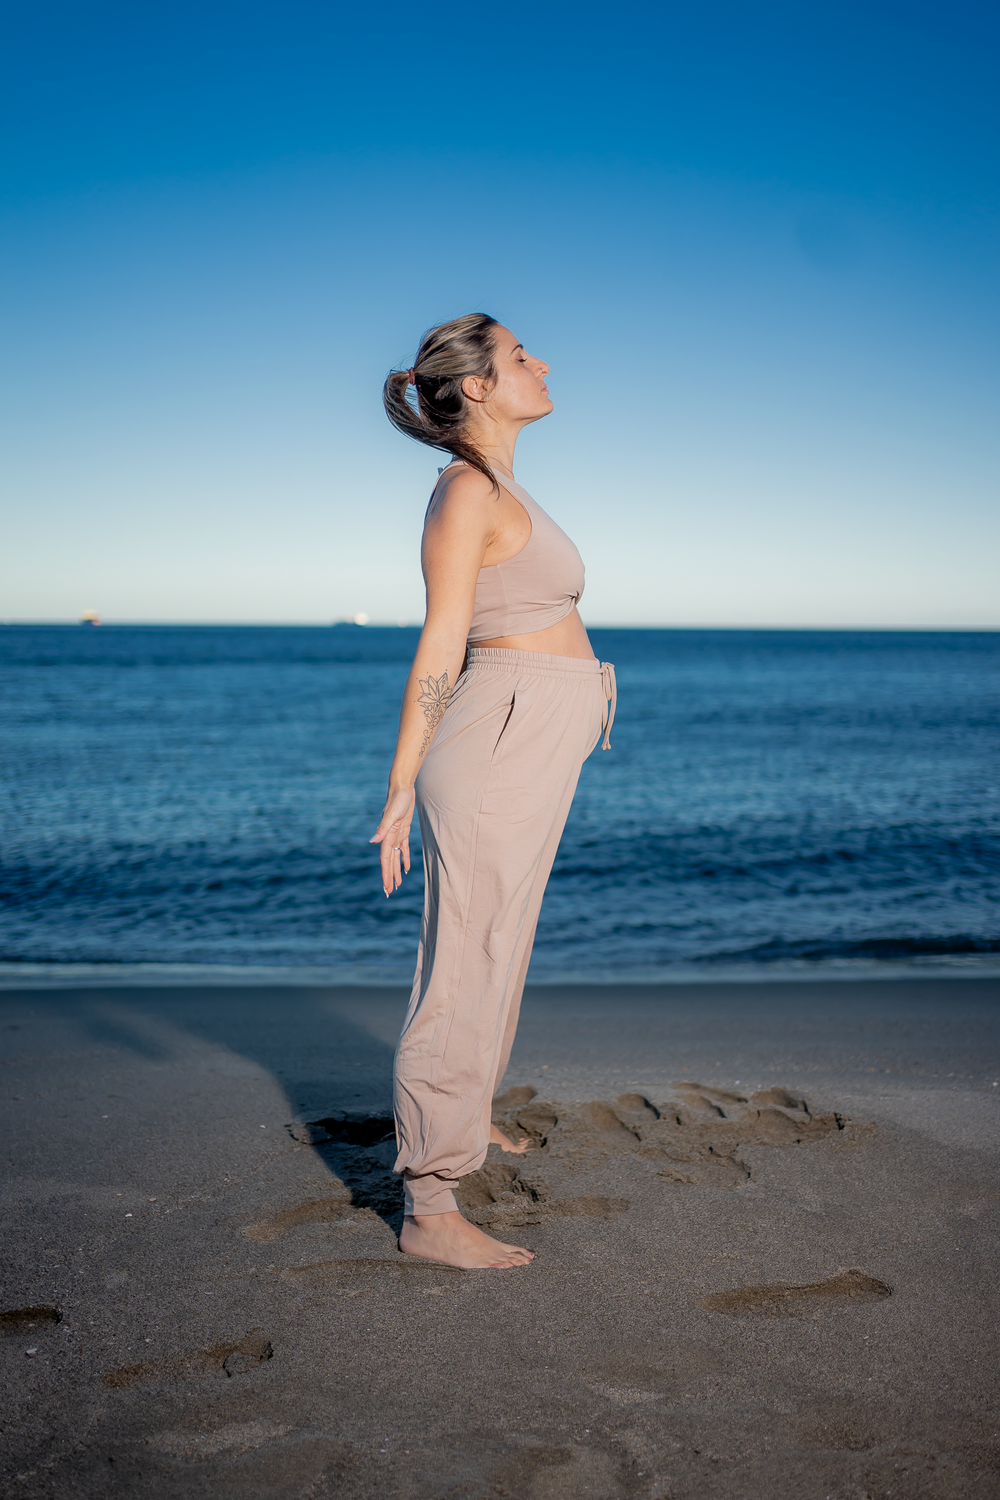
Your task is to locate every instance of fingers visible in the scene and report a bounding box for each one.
[379,832,408,896]
[380,841,400,897]
[371,790,416,895]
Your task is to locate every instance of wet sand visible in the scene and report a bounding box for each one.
[2,976,998,1499]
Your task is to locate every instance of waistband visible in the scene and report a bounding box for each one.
[466,646,601,676]
[464,648,616,749]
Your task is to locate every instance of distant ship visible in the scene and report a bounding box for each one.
[80,610,101,626]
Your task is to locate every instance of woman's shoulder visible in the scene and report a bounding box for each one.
[427,462,497,517]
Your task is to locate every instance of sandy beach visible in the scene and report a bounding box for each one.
[2,975,998,1498]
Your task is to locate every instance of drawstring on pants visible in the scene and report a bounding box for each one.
[600,661,617,749]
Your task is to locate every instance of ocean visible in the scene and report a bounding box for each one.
[1,625,998,982]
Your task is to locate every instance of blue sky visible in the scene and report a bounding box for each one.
[2,1,997,625]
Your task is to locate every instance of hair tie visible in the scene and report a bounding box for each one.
[407,368,416,386]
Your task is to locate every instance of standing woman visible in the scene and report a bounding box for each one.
[371,314,615,1270]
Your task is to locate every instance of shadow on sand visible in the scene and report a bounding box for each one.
[55,982,409,1230]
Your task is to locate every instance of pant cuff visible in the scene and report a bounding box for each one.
[403,1170,459,1216]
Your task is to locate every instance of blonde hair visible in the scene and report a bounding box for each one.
[383,313,500,488]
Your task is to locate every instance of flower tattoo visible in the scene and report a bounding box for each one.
[417,671,451,758]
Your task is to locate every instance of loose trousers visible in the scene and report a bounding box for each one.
[393,647,616,1215]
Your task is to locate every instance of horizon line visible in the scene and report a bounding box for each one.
[3,619,999,633]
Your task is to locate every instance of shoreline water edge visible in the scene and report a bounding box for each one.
[2,955,1000,988]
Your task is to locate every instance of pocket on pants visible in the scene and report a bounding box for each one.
[491,692,516,758]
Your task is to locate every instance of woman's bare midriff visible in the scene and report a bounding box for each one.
[476,605,595,661]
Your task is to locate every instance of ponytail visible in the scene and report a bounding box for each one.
[382,313,501,490]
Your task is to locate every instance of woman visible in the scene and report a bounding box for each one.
[371,314,615,1270]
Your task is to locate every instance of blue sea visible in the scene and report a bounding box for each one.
[1,625,998,982]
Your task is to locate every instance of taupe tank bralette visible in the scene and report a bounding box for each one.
[433,461,586,642]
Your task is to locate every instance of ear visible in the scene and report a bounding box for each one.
[461,374,490,403]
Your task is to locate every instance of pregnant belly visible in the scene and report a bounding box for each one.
[476,606,595,660]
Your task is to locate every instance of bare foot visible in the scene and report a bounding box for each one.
[399,1212,534,1270]
[490,1123,532,1154]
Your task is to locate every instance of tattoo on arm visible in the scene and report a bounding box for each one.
[416,671,452,759]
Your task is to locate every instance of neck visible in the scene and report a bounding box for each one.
[468,421,520,478]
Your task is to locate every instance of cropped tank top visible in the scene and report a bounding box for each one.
[434,461,586,643]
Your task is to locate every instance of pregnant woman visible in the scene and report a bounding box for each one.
[371,314,615,1269]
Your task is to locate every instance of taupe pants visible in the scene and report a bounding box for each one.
[393,647,616,1215]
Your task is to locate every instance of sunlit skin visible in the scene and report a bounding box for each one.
[370,325,594,1268]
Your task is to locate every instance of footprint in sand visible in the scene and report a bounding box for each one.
[490,1085,847,1194]
[488,1440,640,1500]
[244,1196,356,1243]
[103,1330,273,1388]
[493,1087,559,1147]
[454,1158,629,1227]
[700,1268,892,1318]
[282,1099,635,1228]
[0,1305,61,1337]
[492,1086,539,1110]
[275,1082,847,1240]
[454,1161,551,1226]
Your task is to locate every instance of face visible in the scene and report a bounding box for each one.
[465,326,553,425]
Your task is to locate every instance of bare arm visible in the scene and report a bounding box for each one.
[369,468,499,895]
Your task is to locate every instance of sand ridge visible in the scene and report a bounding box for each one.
[274,1081,849,1237]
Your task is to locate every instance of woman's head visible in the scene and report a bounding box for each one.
[383,315,552,484]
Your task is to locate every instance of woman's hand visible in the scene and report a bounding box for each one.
[370,786,415,896]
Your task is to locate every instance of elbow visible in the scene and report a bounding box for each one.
[419,623,472,660]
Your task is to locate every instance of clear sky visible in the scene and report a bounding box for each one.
[1,1,997,626]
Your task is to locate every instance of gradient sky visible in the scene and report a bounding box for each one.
[1,1,997,626]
